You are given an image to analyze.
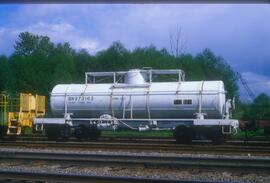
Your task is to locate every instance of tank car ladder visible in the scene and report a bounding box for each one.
[7,116,21,135]
[6,95,20,135]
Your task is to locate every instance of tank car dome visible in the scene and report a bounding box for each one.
[124,69,147,85]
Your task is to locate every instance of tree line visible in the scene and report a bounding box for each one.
[0,32,269,121]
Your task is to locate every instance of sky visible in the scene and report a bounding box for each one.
[0,4,269,101]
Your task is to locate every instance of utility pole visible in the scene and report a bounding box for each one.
[236,72,255,101]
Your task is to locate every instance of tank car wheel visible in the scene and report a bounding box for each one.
[74,125,89,140]
[60,125,71,140]
[209,127,226,145]
[88,125,101,140]
[174,126,194,144]
[45,125,60,140]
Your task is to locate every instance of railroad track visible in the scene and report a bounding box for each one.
[3,135,270,146]
[0,150,270,170]
[1,140,270,156]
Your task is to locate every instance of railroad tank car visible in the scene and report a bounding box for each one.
[35,69,239,144]
[51,75,225,119]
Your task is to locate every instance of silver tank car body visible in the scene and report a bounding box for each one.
[50,69,226,119]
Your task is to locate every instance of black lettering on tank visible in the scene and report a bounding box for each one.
[67,95,94,103]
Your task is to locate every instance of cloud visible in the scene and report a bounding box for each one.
[1,5,269,57]
[23,22,99,52]
[0,22,99,54]
[0,27,17,54]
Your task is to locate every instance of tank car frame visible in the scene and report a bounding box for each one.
[34,69,239,144]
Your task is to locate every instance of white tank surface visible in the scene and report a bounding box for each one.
[50,69,226,119]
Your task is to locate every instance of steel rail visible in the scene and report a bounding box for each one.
[0,170,226,183]
[1,140,270,155]
[3,135,270,146]
[0,151,270,170]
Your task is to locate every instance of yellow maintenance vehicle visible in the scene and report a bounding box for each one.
[0,92,45,137]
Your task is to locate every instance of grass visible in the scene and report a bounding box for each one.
[102,129,173,138]
[102,129,270,141]
[231,129,269,140]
